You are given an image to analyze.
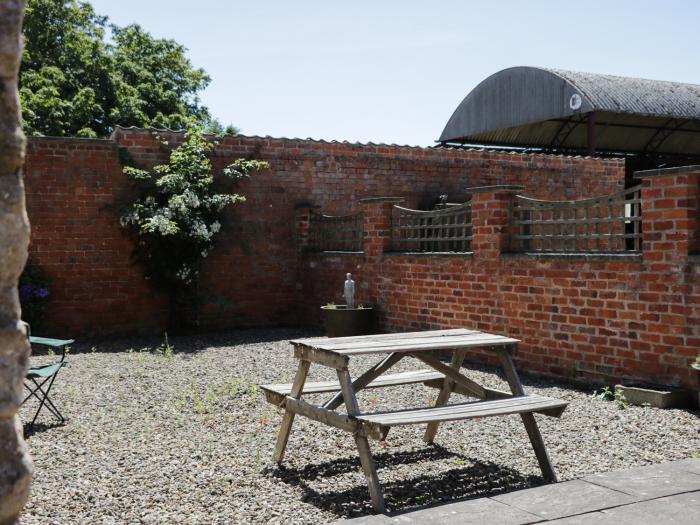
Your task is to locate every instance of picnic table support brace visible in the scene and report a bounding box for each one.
[497,347,557,482]
[273,359,310,464]
[423,349,466,444]
[413,352,485,398]
[337,368,386,513]
[323,352,403,410]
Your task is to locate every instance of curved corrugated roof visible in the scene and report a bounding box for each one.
[547,68,700,119]
[439,67,700,158]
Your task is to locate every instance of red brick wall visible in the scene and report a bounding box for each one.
[24,138,168,336]
[297,168,700,390]
[23,128,623,337]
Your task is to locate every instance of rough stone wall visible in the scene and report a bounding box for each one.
[23,127,623,336]
[0,1,32,523]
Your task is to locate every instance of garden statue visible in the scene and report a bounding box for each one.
[343,273,356,308]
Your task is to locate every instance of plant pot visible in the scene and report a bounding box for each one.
[615,383,690,409]
[692,363,700,408]
[321,305,374,338]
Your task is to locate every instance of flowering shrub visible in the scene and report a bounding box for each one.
[18,262,51,332]
[120,128,268,328]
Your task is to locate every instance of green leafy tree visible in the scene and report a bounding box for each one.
[120,129,267,330]
[20,0,227,137]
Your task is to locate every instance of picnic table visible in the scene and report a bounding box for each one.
[261,328,568,512]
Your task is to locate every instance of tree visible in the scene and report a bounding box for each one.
[20,0,225,137]
[0,0,33,522]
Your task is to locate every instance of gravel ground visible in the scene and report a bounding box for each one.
[19,328,700,524]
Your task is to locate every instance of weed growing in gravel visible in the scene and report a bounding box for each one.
[368,393,379,408]
[66,386,76,397]
[225,378,243,396]
[592,386,628,409]
[691,451,699,459]
[156,332,174,358]
[47,348,54,357]
[248,384,258,405]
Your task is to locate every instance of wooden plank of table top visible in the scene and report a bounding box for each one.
[291,328,477,347]
[315,332,512,351]
[358,395,567,426]
[293,332,518,356]
[326,337,518,356]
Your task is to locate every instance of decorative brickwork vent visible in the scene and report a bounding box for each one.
[308,212,363,252]
[390,202,472,253]
[510,185,642,254]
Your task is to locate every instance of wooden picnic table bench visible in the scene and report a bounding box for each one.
[261,328,568,513]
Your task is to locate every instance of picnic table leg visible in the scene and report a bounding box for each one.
[496,347,557,482]
[272,359,310,464]
[423,349,466,444]
[337,368,386,513]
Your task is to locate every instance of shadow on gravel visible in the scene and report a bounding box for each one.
[268,446,543,518]
[23,421,65,439]
[35,326,321,356]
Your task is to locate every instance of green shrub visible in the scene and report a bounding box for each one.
[120,128,268,330]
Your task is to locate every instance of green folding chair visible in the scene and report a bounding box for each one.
[22,326,73,430]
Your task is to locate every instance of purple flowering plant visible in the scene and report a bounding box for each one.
[18,262,51,332]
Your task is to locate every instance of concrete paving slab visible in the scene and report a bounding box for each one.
[670,458,700,476]
[329,516,394,525]
[541,512,608,525]
[378,498,542,525]
[584,462,700,499]
[491,480,638,520]
[332,460,700,524]
[597,490,700,525]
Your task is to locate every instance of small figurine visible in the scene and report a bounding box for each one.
[343,272,356,309]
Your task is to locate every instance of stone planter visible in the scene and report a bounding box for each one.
[321,305,374,338]
[615,383,690,409]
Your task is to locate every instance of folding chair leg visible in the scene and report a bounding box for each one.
[26,374,65,429]
[24,383,63,421]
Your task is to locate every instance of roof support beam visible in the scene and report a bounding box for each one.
[549,114,586,151]
[587,112,596,156]
[641,118,692,154]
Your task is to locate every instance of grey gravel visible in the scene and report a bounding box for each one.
[19,328,700,524]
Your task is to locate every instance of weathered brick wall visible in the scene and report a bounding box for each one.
[297,168,700,390]
[23,128,623,336]
[24,137,168,335]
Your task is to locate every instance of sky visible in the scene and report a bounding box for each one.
[89,0,700,147]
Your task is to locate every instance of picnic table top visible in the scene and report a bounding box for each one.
[290,328,519,356]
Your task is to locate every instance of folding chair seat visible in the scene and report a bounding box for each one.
[21,325,73,430]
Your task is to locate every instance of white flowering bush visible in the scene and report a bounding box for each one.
[120,129,268,327]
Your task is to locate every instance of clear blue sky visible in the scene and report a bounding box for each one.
[90,0,700,146]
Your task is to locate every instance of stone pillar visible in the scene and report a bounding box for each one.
[639,165,700,262]
[359,196,404,256]
[0,1,33,523]
[467,185,523,259]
